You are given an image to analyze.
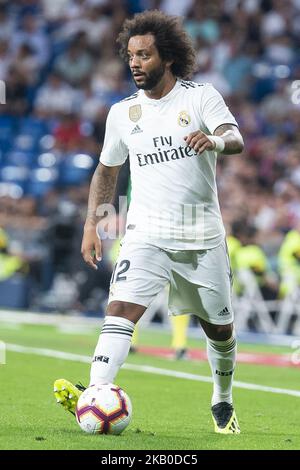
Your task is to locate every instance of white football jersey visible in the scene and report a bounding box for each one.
[100,80,238,250]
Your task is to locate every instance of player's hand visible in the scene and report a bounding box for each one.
[81,223,102,270]
[184,130,215,154]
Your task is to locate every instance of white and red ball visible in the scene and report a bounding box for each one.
[76,383,132,435]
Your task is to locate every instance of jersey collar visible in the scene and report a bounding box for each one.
[139,79,181,105]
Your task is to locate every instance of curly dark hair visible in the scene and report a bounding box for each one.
[117,10,196,80]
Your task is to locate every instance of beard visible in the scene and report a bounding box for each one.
[132,62,166,90]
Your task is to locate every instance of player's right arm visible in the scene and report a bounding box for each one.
[81,104,128,270]
[81,163,122,270]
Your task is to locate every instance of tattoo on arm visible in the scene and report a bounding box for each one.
[86,164,120,225]
[214,124,244,155]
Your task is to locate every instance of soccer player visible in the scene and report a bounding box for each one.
[54,10,244,434]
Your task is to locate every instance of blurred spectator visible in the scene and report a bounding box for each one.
[57,2,112,49]
[278,225,300,297]
[78,80,107,121]
[194,51,231,96]
[53,37,93,87]
[53,111,84,151]
[91,58,127,98]
[41,0,73,22]
[0,226,30,308]
[11,13,50,67]
[1,65,29,115]
[12,43,41,85]
[0,227,28,281]
[0,39,12,80]
[223,42,255,94]
[34,72,78,117]
[0,5,16,41]
[158,0,194,16]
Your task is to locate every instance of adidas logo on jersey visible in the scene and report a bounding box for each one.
[131,124,143,134]
[217,306,230,316]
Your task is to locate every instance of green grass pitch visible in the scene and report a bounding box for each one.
[0,320,300,450]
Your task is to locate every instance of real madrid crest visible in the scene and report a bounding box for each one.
[129,104,142,122]
[178,111,191,127]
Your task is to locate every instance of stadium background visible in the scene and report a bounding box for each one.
[1,0,300,452]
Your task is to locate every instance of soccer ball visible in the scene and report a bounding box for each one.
[75,383,132,435]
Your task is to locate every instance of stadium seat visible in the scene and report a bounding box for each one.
[0,151,4,167]
[36,152,59,168]
[4,150,37,168]
[0,136,13,154]
[60,153,95,186]
[39,135,56,152]
[0,115,15,154]
[0,182,24,199]
[27,167,59,197]
[0,115,16,134]
[0,166,29,190]
[12,134,40,154]
[18,117,49,138]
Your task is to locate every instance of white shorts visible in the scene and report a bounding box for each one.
[108,238,234,326]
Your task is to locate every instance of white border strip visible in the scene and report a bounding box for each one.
[6,343,300,398]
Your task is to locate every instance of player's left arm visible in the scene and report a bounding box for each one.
[213,123,244,155]
[184,124,244,156]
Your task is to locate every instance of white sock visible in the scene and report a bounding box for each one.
[206,334,237,406]
[89,316,134,386]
